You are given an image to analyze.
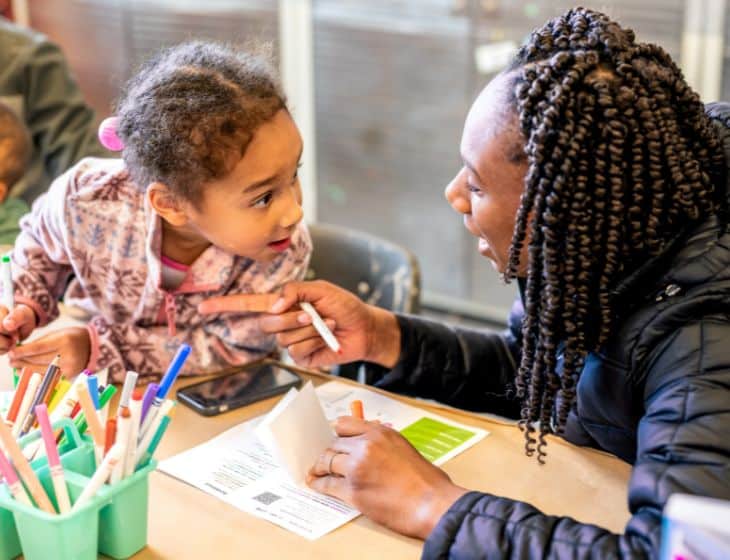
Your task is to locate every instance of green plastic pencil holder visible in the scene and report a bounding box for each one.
[0,418,157,560]
[0,488,21,560]
[0,418,90,560]
[97,459,156,559]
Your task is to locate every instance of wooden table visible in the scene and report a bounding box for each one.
[135,366,632,560]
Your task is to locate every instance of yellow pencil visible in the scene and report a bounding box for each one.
[47,379,72,414]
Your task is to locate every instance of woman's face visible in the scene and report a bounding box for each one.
[445,72,529,276]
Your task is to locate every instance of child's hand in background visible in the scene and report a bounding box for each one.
[0,304,37,352]
[8,326,90,376]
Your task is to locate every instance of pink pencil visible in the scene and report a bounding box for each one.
[0,448,33,506]
[36,404,71,514]
[0,418,55,513]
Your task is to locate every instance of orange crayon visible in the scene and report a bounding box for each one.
[349,400,364,420]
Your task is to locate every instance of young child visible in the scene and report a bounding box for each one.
[0,41,311,382]
[0,102,31,245]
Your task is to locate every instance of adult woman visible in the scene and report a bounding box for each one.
[201,8,730,557]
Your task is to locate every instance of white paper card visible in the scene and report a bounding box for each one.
[159,381,488,540]
[255,382,334,483]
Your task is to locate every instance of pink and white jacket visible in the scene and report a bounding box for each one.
[11,158,311,382]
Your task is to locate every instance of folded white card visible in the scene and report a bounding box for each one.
[160,381,488,540]
[255,382,335,483]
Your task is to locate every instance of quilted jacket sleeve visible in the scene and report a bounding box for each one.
[370,298,524,418]
[10,166,78,325]
[420,317,730,559]
[87,225,312,383]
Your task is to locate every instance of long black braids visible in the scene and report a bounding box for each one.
[502,8,726,462]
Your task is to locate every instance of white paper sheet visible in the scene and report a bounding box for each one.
[0,391,11,415]
[160,413,357,540]
[255,382,335,483]
[159,381,488,540]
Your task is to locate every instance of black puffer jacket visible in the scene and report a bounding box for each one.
[369,102,730,559]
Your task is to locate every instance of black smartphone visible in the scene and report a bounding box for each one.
[177,362,302,416]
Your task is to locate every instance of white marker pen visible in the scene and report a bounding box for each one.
[299,302,341,353]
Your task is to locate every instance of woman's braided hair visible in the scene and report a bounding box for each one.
[502,8,726,462]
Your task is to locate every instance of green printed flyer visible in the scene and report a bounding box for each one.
[400,417,477,463]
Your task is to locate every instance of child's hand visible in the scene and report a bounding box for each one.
[8,327,91,376]
[0,304,37,352]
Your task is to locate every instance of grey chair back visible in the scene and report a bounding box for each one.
[306,223,421,314]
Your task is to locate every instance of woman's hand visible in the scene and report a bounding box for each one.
[8,326,90,376]
[308,417,469,539]
[0,304,38,352]
[198,280,402,369]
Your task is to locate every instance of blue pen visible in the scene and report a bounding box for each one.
[87,375,100,409]
[139,344,190,439]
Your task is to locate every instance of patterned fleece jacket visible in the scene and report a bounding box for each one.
[10,158,311,382]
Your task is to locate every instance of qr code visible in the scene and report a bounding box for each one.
[253,491,282,506]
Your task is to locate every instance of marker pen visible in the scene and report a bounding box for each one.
[36,404,71,514]
[299,302,341,353]
[137,415,171,469]
[0,419,55,514]
[123,390,143,478]
[0,448,32,506]
[139,344,190,440]
[71,444,124,512]
[135,400,174,467]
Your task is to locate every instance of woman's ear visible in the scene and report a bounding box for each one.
[147,182,189,226]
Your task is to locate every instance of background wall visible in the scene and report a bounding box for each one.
[25,0,728,324]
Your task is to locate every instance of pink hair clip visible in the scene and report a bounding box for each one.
[98,116,124,151]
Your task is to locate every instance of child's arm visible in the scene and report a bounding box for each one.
[89,223,313,382]
[86,318,278,383]
[8,167,77,329]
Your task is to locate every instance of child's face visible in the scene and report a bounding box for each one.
[182,109,304,261]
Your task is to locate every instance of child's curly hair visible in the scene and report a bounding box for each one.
[116,41,286,204]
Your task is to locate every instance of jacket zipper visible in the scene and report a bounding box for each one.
[164,292,177,337]
[654,283,682,302]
